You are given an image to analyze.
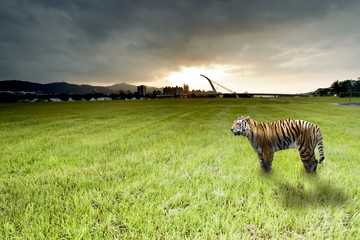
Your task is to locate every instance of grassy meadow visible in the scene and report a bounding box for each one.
[1,97,359,239]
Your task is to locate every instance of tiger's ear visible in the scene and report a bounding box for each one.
[245,116,250,122]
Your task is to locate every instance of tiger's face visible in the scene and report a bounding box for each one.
[231,116,250,136]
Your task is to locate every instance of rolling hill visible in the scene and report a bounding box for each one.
[0,80,162,94]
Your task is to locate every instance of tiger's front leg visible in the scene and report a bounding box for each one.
[257,151,274,172]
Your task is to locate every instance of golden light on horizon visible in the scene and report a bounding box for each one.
[167,65,231,91]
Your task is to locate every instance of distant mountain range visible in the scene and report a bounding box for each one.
[0,80,162,94]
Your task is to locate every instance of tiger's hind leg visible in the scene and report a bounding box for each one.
[258,151,274,172]
[299,148,318,172]
[304,159,318,172]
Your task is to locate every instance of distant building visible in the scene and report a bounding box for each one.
[49,98,62,102]
[98,97,112,101]
[183,84,189,94]
[137,85,146,96]
[163,86,184,96]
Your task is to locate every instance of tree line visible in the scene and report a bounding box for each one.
[315,79,360,97]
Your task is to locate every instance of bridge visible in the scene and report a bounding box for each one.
[157,74,312,98]
[199,74,312,98]
[200,74,238,97]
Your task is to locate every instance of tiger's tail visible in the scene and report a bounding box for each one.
[316,127,325,164]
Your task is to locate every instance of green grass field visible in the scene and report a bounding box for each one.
[1,97,359,239]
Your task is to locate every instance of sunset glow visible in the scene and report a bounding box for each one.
[167,65,232,91]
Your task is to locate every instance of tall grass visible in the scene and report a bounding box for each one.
[1,97,359,239]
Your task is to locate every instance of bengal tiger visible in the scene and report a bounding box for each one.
[230,116,324,172]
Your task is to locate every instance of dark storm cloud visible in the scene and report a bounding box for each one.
[31,0,341,39]
[0,0,358,88]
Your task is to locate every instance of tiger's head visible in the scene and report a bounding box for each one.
[231,116,251,137]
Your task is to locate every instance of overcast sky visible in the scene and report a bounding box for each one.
[1,0,359,93]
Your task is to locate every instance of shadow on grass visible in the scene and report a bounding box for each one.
[275,174,349,209]
[257,171,350,209]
